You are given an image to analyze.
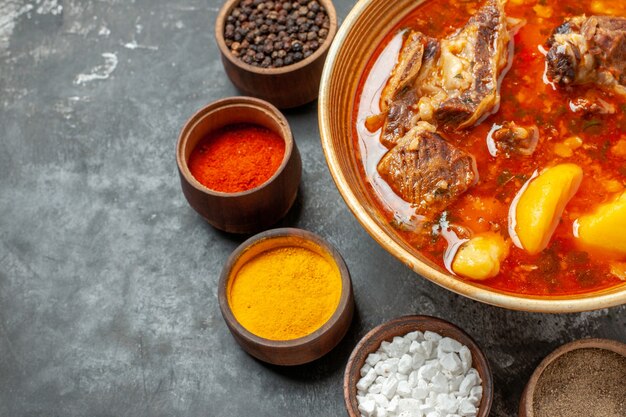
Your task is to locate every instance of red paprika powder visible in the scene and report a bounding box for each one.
[188,123,285,193]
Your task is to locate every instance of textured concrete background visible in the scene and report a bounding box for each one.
[0,0,624,416]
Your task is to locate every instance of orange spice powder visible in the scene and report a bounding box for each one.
[188,123,285,193]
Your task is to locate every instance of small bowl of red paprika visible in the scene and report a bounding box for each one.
[176,96,302,233]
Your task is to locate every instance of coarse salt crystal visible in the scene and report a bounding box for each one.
[357,368,377,391]
[424,331,442,342]
[381,341,393,354]
[396,380,412,397]
[459,346,472,373]
[459,373,479,396]
[382,376,399,399]
[412,351,426,369]
[430,372,449,393]
[398,354,413,374]
[374,393,390,408]
[440,352,463,374]
[419,402,436,414]
[358,399,376,417]
[417,363,438,381]
[409,340,423,354]
[439,337,463,353]
[367,353,383,366]
[375,359,398,377]
[389,337,411,357]
[388,397,399,413]
[437,393,459,414]
[450,375,464,392]
[398,398,421,413]
[412,386,428,400]
[421,340,435,358]
[370,383,382,394]
[405,331,423,341]
[458,399,478,416]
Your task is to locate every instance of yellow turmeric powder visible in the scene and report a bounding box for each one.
[228,244,342,341]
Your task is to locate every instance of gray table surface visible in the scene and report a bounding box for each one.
[1,0,624,416]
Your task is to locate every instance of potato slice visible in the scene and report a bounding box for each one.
[452,233,510,280]
[575,192,626,255]
[509,164,583,255]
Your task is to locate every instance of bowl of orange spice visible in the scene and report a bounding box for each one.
[218,228,354,365]
[176,96,301,233]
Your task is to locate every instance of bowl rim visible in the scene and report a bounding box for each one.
[519,338,626,417]
[318,0,626,313]
[215,0,338,75]
[176,96,294,197]
[218,227,353,351]
[343,314,493,417]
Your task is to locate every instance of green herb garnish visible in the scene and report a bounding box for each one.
[582,119,602,131]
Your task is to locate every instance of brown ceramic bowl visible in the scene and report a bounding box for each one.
[519,338,626,417]
[218,227,354,365]
[317,0,626,312]
[344,315,493,417]
[215,0,338,109]
[176,96,301,234]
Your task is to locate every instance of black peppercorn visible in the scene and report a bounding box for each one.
[291,41,302,52]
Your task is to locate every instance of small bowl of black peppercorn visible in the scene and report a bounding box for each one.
[215,0,337,109]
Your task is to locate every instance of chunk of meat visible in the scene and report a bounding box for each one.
[380,31,427,114]
[428,0,511,128]
[546,15,626,96]
[377,122,478,217]
[569,97,616,114]
[487,121,539,157]
[380,87,420,148]
[375,0,512,147]
[378,37,440,148]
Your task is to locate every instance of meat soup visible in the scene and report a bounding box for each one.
[355,0,626,295]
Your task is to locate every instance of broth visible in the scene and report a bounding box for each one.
[354,0,626,295]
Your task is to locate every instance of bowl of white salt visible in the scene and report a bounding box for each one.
[344,315,493,417]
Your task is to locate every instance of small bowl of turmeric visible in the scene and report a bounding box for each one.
[218,227,354,366]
